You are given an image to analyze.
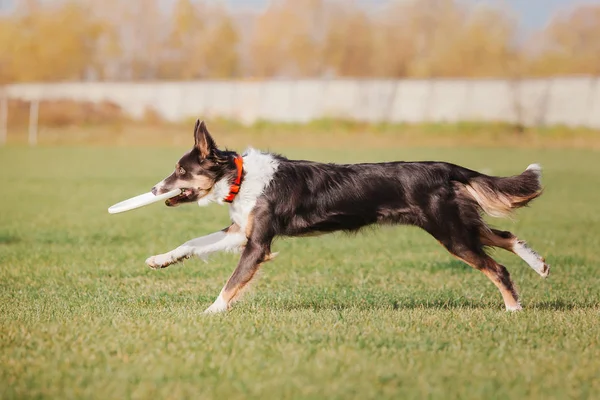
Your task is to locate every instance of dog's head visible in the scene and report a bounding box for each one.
[152,120,233,207]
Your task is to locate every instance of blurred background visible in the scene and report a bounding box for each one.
[0,0,599,146]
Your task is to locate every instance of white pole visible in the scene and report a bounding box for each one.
[0,94,7,146]
[29,99,39,146]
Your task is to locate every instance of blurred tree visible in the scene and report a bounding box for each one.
[0,14,17,83]
[85,0,126,80]
[117,0,165,80]
[160,0,205,79]
[527,5,600,76]
[323,2,376,77]
[403,0,466,77]
[1,0,105,81]
[250,0,327,78]
[371,2,419,77]
[202,8,240,78]
[0,0,598,81]
[428,3,521,77]
[160,0,239,79]
[385,0,519,78]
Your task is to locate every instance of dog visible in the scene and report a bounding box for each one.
[147,120,549,313]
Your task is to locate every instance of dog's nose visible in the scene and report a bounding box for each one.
[151,187,158,195]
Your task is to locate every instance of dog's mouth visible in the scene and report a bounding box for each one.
[165,188,199,207]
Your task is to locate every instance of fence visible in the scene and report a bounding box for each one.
[2,77,600,145]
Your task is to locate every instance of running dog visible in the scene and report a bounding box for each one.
[147,120,549,313]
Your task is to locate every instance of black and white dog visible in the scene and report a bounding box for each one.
[147,120,549,313]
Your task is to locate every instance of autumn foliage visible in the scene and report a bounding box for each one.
[0,0,599,83]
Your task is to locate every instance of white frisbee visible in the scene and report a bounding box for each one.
[108,189,182,214]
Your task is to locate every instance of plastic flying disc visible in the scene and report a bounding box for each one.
[108,189,183,214]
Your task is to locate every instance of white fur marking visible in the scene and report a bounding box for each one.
[146,231,246,269]
[228,148,279,230]
[526,163,542,173]
[526,163,542,185]
[196,178,230,207]
[204,292,229,314]
[506,303,522,312]
[193,149,279,231]
[513,240,549,278]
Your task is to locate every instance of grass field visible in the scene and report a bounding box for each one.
[1,143,600,399]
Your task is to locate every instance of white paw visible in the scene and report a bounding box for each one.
[538,261,550,278]
[203,295,229,314]
[203,304,228,314]
[506,303,523,312]
[145,253,174,269]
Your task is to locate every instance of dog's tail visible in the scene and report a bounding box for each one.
[457,164,543,218]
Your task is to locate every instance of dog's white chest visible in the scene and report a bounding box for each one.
[228,201,253,230]
[227,149,279,231]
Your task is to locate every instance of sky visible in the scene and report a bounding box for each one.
[225,0,600,30]
[1,0,599,31]
[500,0,600,30]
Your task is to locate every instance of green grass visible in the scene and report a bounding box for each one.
[1,145,600,399]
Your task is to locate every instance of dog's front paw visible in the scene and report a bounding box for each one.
[145,253,174,269]
[539,260,550,278]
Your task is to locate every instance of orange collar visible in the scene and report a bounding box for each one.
[223,155,244,203]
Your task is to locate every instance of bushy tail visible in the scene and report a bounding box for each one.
[461,164,543,218]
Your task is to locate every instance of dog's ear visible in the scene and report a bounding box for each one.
[194,120,217,158]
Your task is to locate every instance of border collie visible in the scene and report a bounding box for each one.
[147,120,548,313]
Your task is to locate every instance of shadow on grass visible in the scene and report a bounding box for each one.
[270,298,492,312]
[527,299,600,311]
[422,259,472,274]
[267,298,599,312]
[0,232,20,245]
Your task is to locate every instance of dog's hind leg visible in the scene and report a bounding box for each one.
[480,228,550,278]
[423,195,521,311]
[450,247,522,311]
[145,224,246,269]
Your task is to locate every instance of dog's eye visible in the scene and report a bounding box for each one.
[178,167,186,175]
